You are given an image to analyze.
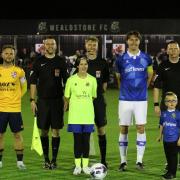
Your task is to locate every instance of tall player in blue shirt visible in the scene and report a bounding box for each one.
[116,31,153,171]
[157,92,180,180]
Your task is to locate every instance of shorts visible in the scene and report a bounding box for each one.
[67,124,94,133]
[37,98,64,130]
[0,112,24,133]
[118,100,147,126]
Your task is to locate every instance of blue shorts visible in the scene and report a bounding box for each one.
[0,112,24,133]
[67,124,94,133]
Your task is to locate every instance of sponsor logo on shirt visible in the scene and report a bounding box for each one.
[164,67,170,71]
[125,67,144,73]
[11,71,17,78]
[163,122,176,127]
[41,63,46,67]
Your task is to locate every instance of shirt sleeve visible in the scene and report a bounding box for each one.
[92,77,97,98]
[60,57,69,87]
[102,60,110,83]
[153,63,164,89]
[19,68,26,84]
[30,59,39,85]
[115,55,122,74]
[159,113,164,125]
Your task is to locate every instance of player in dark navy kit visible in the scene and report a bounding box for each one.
[154,41,180,171]
[116,31,153,171]
[85,36,109,168]
[157,92,180,180]
[30,36,68,170]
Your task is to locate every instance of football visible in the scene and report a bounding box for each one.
[90,163,107,179]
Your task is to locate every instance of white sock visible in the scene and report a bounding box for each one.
[136,132,146,163]
[119,133,128,164]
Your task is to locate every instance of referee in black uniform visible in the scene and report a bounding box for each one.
[85,36,109,168]
[30,36,68,169]
[153,40,180,169]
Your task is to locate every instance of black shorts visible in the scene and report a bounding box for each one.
[0,112,23,133]
[37,98,64,130]
[93,95,107,128]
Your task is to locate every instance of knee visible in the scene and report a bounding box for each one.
[0,133,4,139]
[41,130,49,137]
[137,125,145,134]
[120,126,128,134]
[97,127,105,135]
[52,129,60,137]
[14,133,22,141]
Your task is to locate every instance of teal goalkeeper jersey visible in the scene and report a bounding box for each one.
[65,73,97,124]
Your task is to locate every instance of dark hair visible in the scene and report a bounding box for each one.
[85,36,99,43]
[2,44,15,51]
[74,55,88,67]
[166,40,179,48]
[126,30,142,41]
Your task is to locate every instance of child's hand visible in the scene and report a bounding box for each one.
[177,139,180,146]
[156,136,162,142]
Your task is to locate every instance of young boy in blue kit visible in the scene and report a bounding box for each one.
[157,92,180,179]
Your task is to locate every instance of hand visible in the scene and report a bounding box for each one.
[156,135,162,142]
[154,106,161,117]
[177,139,180,146]
[30,101,37,116]
[64,102,69,112]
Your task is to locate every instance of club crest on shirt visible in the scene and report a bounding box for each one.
[74,83,77,86]
[11,71,17,78]
[86,82,90,86]
[172,113,176,119]
[96,71,101,78]
[54,69,60,77]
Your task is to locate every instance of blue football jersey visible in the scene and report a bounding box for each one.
[116,51,152,101]
[160,110,180,142]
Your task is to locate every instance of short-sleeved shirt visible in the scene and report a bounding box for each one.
[30,55,68,99]
[154,59,180,99]
[116,51,152,101]
[0,65,26,112]
[65,73,97,124]
[160,110,180,142]
[87,57,109,96]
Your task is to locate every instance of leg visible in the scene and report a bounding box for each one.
[73,133,83,175]
[136,124,146,169]
[13,132,26,170]
[97,126,107,166]
[0,133,4,167]
[51,129,60,169]
[82,132,91,174]
[41,129,50,166]
[119,125,128,171]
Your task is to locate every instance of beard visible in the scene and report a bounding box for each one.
[4,59,14,64]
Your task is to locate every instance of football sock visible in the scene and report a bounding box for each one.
[15,149,23,161]
[75,158,81,167]
[119,133,128,163]
[136,132,146,163]
[41,136,49,162]
[0,149,3,161]
[82,158,89,168]
[52,137,60,162]
[98,135,107,163]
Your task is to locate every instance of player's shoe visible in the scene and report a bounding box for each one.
[17,161,26,170]
[50,161,57,170]
[82,166,91,174]
[119,162,127,171]
[101,161,108,169]
[161,172,176,179]
[43,161,51,169]
[136,162,144,170]
[73,167,82,175]
[0,161,2,168]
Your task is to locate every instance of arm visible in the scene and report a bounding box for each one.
[147,65,153,87]
[64,97,69,112]
[153,88,161,116]
[19,69,27,97]
[157,125,163,142]
[30,84,37,115]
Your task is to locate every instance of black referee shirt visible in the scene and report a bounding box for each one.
[30,55,68,99]
[154,59,180,99]
[87,57,109,96]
